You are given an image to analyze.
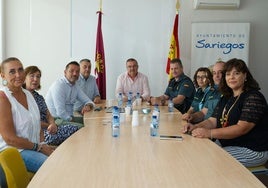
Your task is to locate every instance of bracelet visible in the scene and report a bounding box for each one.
[32,143,38,151]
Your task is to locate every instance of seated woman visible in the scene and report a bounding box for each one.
[0,57,54,173]
[182,67,220,123]
[23,66,79,146]
[183,58,268,167]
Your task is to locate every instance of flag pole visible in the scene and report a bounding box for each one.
[176,0,180,14]
[99,0,102,12]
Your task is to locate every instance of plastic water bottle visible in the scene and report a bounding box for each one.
[126,92,133,114]
[135,92,142,106]
[127,99,132,107]
[152,104,160,121]
[136,92,140,99]
[168,99,174,112]
[128,91,133,102]
[112,115,120,137]
[126,99,132,115]
[150,115,159,137]
[112,106,120,118]
[117,93,123,108]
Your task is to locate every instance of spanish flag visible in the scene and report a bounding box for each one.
[166,2,180,80]
[95,10,106,99]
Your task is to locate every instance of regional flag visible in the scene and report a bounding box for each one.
[95,11,106,99]
[166,12,180,80]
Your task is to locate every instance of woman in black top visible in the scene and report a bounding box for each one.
[183,58,268,167]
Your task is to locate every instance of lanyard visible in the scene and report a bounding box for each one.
[198,86,211,111]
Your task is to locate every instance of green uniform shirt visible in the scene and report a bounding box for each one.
[164,73,195,114]
[203,87,221,119]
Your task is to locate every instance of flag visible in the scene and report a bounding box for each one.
[95,11,106,99]
[166,13,180,80]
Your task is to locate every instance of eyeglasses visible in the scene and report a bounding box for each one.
[196,75,207,80]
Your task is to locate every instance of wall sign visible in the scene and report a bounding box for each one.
[191,22,250,75]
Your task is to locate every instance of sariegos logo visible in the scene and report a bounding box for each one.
[195,39,245,54]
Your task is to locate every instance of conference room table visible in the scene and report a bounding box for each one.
[28,101,265,187]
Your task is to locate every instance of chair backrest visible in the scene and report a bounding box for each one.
[0,147,30,188]
[0,163,8,188]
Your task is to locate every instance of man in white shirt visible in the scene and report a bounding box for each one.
[115,58,151,102]
[46,61,94,124]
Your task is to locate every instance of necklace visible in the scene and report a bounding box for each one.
[220,94,241,127]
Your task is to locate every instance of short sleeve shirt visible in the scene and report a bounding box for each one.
[164,74,195,113]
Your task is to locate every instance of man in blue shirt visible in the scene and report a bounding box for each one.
[46,61,94,124]
[74,59,101,112]
[151,58,195,114]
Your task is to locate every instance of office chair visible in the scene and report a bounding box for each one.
[0,163,7,188]
[0,147,30,188]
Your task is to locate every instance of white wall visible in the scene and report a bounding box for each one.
[3,0,268,100]
[71,0,176,99]
[0,0,4,60]
[3,0,70,95]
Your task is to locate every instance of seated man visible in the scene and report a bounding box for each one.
[115,58,151,102]
[46,61,94,126]
[151,58,195,114]
[74,59,101,112]
[184,60,224,123]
